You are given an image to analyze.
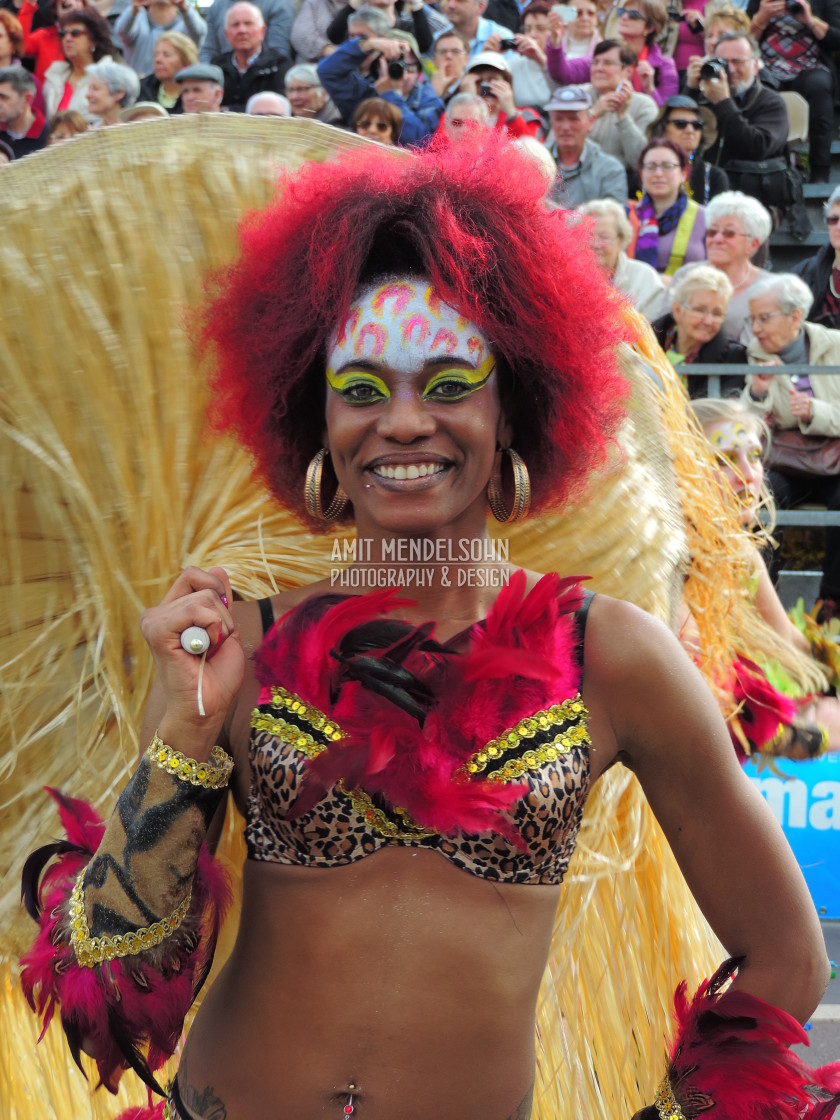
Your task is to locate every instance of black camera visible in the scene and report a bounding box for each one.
[699,57,729,81]
[387,58,405,79]
[498,37,518,49]
[667,5,681,19]
[478,81,494,97]
[787,0,804,13]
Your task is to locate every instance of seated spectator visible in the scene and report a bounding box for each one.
[647,94,727,204]
[85,58,140,124]
[595,0,621,39]
[667,0,707,77]
[213,1,289,112]
[682,3,750,90]
[443,88,489,138]
[484,2,556,110]
[120,99,169,119]
[350,93,400,140]
[585,38,657,171]
[429,29,470,103]
[43,8,113,120]
[47,105,87,139]
[1,9,46,116]
[742,272,840,617]
[283,62,341,123]
[549,84,628,205]
[200,0,293,64]
[245,88,289,112]
[22,0,88,83]
[175,60,224,110]
[704,189,772,342]
[326,0,435,54]
[138,30,198,113]
[317,19,443,143]
[748,0,840,182]
[513,131,558,190]
[580,196,666,319]
[795,186,840,330]
[564,0,601,56]
[459,50,544,137]
[289,0,343,62]
[437,0,512,58]
[652,262,747,384]
[0,64,49,154]
[632,137,706,275]
[684,31,789,210]
[115,0,206,80]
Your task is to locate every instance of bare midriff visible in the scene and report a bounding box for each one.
[179,848,562,1120]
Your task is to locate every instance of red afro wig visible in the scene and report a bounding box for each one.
[201,132,632,528]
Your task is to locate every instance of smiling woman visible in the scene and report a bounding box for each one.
[19,132,840,1120]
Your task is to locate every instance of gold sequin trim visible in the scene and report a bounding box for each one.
[336,780,437,840]
[147,735,233,790]
[68,871,192,968]
[654,1076,686,1120]
[457,695,590,783]
[251,687,346,759]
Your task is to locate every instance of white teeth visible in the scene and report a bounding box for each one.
[373,463,445,480]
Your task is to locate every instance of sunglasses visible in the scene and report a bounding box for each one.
[357,119,390,131]
[60,27,86,37]
[827,215,840,226]
[705,226,748,240]
[668,118,703,130]
[618,7,646,18]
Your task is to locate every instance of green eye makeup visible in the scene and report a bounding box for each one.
[422,363,495,401]
[326,368,390,404]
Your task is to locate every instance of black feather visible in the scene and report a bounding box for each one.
[21,840,89,920]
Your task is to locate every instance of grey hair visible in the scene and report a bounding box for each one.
[669,262,733,310]
[349,6,392,34]
[825,184,840,214]
[284,63,322,89]
[445,92,489,122]
[245,91,291,114]
[224,1,265,26]
[0,66,36,96]
[86,60,140,106]
[715,30,760,56]
[579,198,633,249]
[705,190,772,244]
[748,272,814,318]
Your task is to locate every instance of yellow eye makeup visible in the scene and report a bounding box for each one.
[422,362,495,402]
[326,367,390,404]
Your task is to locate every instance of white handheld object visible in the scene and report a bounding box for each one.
[181,626,211,656]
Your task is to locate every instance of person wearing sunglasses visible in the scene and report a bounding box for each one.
[704,189,772,343]
[350,92,401,140]
[793,186,840,331]
[42,7,114,120]
[648,94,728,204]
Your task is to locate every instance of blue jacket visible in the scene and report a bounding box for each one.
[317,38,444,145]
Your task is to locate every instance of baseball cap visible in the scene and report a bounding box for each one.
[466,50,512,75]
[175,63,225,86]
[545,85,592,111]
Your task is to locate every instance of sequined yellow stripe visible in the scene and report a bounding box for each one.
[251,686,346,759]
[458,695,590,783]
[68,871,192,967]
[250,712,331,759]
[654,1076,686,1120]
[337,780,437,840]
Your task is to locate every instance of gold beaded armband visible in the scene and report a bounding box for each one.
[147,734,233,790]
[654,1077,685,1120]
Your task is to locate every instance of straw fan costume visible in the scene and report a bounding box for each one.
[1,119,838,1120]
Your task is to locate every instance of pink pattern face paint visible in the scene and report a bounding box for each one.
[327,277,492,380]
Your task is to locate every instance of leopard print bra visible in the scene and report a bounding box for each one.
[245,580,592,887]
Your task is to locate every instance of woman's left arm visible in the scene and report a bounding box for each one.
[587,594,829,1021]
[799,0,840,49]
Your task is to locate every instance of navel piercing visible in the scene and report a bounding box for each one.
[344,1083,356,1115]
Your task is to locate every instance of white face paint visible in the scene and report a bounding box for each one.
[326,277,493,380]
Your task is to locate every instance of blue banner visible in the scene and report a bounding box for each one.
[744,753,840,918]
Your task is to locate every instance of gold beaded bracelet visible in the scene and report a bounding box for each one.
[147,733,234,790]
[654,1077,685,1120]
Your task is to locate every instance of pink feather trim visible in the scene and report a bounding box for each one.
[255,571,586,840]
[663,959,840,1118]
[728,657,800,761]
[20,792,232,1098]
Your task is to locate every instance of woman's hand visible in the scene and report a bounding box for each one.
[789,387,814,421]
[547,9,565,46]
[483,30,504,52]
[488,76,516,116]
[685,54,702,89]
[752,0,785,31]
[514,32,547,65]
[748,370,776,396]
[635,57,655,93]
[139,566,243,753]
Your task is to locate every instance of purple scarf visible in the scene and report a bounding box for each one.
[635,191,688,269]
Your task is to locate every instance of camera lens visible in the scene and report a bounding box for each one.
[699,57,727,81]
[387,59,405,79]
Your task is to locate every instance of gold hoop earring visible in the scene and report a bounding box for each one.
[487,447,531,523]
[304,448,349,522]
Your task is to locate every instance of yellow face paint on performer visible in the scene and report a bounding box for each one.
[704,419,764,526]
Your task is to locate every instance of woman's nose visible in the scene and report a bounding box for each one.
[375,392,437,441]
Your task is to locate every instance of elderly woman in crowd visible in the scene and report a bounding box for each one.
[138,30,197,112]
[350,93,401,143]
[580,197,666,319]
[748,0,840,181]
[648,94,727,204]
[85,58,140,125]
[794,185,840,330]
[283,62,341,123]
[21,0,88,82]
[633,137,706,275]
[43,6,112,119]
[114,0,206,79]
[652,263,747,389]
[704,190,772,343]
[564,0,601,56]
[742,272,840,617]
[443,90,490,141]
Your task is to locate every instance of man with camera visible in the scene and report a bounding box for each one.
[684,30,790,209]
[317,13,444,142]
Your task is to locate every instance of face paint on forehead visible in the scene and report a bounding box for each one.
[327,277,493,378]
